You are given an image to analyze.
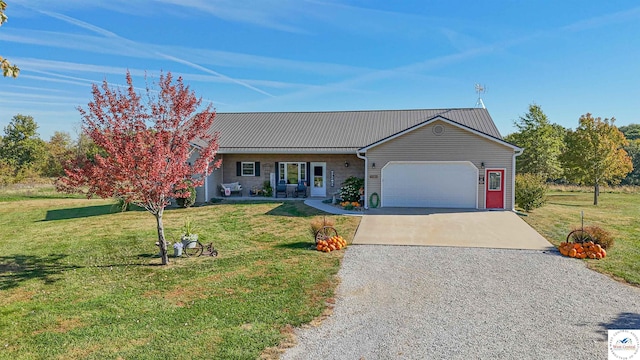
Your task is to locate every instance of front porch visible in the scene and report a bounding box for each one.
[202,153,364,203]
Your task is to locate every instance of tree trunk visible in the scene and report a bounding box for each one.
[155,209,169,265]
[593,183,599,206]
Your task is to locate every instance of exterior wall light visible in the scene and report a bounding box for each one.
[480,162,485,169]
[344,161,349,167]
[372,162,376,168]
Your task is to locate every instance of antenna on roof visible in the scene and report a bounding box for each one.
[475,83,487,109]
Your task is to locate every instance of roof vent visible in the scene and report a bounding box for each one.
[432,124,445,136]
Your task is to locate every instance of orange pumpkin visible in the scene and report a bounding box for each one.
[600,249,607,258]
[568,249,577,258]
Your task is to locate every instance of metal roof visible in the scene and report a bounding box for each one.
[207,108,503,154]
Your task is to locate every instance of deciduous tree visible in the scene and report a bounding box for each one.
[618,124,640,185]
[43,131,74,177]
[57,71,221,265]
[504,104,564,179]
[621,139,640,185]
[560,114,632,205]
[0,114,47,175]
[1,1,19,77]
[619,124,640,141]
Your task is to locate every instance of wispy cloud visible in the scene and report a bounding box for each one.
[148,0,309,33]
[18,7,275,97]
[562,6,640,32]
[1,29,371,79]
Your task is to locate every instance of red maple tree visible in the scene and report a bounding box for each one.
[57,71,221,265]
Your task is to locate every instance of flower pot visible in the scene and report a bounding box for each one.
[181,234,198,248]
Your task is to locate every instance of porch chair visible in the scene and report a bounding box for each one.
[275,180,287,198]
[295,180,307,198]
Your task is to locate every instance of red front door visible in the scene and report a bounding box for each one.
[485,169,504,209]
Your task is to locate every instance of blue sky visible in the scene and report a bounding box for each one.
[1,0,639,140]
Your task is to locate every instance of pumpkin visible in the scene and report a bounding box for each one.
[568,249,577,258]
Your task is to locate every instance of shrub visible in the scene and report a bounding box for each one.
[515,173,547,211]
[262,180,273,197]
[584,225,615,249]
[113,196,132,212]
[309,217,335,238]
[339,176,364,203]
[175,180,196,208]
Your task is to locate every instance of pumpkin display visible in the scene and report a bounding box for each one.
[558,241,607,260]
[316,235,347,253]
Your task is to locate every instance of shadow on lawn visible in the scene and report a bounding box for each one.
[265,202,326,217]
[275,241,315,250]
[0,254,82,290]
[42,203,145,221]
[42,204,114,221]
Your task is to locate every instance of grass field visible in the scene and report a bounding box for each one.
[522,190,640,285]
[0,194,360,359]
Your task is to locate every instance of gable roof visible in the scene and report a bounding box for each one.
[207,108,503,154]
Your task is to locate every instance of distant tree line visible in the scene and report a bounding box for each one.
[505,104,635,205]
[0,114,99,185]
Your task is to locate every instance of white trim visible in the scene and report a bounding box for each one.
[358,116,522,153]
[204,163,209,201]
[485,168,506,209]
[380,161,478,209]
[357,151,368,209]
[310,162,327,197]
[241,161,256,176]
[278,162,308,183]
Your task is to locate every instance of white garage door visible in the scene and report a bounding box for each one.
[381,162,478,208]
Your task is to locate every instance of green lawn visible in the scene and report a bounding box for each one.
[0,195,360,359]
[522,190,640,285]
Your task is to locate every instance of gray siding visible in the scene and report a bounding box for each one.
[364,120,515,209]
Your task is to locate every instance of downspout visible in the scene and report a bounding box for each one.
[356,150,368,209]
[512,147,523,211]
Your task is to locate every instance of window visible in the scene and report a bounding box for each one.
[488,171,501,191]
[241,162,255,176]
[279,162,307,184]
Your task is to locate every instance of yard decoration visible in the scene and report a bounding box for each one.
[310,216,340,245]
[56,71,221,265]
[559,240,607,260]
[181,218,198,248]
[369,192,380,208]
[316,235,347,253]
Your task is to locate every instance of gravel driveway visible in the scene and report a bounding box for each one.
[281,246,640,360]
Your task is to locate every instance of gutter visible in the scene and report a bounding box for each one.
[512,148,524,211]
[356,150,368,209]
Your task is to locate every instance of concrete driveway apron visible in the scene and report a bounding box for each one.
[353,210,553,250]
